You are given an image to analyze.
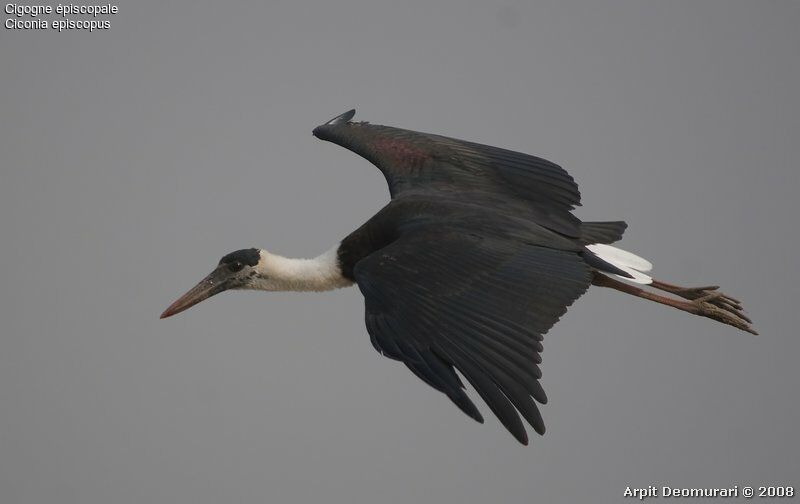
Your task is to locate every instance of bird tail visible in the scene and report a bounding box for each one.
[584,243,654,284]
[578,221,652,282]
[580,220,627,245]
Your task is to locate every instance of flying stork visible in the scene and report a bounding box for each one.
[161,109,755,444]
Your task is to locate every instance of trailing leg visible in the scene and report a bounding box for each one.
[592,272,757,335]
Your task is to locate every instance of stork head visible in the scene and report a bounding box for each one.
[160,248,264,319]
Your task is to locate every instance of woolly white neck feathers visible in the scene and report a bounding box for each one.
[248,246,353,292]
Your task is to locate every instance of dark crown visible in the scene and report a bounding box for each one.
[219,248,261,267]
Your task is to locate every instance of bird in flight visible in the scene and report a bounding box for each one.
[161,110,755,444]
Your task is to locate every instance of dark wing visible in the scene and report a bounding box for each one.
[354,229,592,444]
[313,110,583,237]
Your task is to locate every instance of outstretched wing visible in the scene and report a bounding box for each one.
[353,228,592,444]
[313,110,583,237]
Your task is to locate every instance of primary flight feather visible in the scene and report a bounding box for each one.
[161,110,755,444]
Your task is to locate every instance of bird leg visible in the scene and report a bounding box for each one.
[649,280,748,320]
[591,272,757,335]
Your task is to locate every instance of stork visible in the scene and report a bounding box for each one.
[161,110,755,445]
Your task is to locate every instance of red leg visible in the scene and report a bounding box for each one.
[592,273,757,335]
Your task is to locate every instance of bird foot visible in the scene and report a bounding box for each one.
[690,292,758,335]
[651,281,755,332]
[678,286,744,313]
[596,275,758,335]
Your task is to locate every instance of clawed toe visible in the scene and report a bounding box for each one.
[683,285,720,294]
[691,298,758,335]
[671,285,750,322]
[601,276,757,335]
[696,292,723,303]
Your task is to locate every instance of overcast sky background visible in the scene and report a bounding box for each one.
[1,1,798,503]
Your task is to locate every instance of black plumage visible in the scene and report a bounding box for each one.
[219,248,261,267]
[163,109,756,445]
[316,110,625,444]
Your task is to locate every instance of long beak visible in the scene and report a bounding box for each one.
[160,268,232,319]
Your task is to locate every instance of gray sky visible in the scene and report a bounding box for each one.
[1,1,798,503]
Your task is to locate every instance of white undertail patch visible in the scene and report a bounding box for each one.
[586,243,654,285]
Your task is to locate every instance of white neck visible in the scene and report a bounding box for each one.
[250,246,353,292]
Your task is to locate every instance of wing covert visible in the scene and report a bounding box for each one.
[313,112,583,237]
[353,229,592,444]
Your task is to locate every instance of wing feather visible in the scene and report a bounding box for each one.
[353,229,592,443]
[314,117,583,236]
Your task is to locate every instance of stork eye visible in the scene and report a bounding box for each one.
[228,261,245,272]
